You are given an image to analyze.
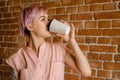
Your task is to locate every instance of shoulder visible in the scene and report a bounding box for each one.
[6,47,26,71]
[52,42,66,55]
[52,42,66,49]
[6,48,25,60]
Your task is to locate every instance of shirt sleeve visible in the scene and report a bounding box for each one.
[6,55,18,72]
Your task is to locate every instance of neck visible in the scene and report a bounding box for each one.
[28,35,45,55]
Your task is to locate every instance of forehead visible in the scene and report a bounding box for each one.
[37,10,48,18]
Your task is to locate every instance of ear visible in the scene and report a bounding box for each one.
[25,24,33,31]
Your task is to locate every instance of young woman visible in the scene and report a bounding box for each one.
[6,5,91,80]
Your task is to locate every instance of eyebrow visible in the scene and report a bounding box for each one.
[39,16,49,19]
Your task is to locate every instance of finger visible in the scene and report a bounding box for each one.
[60,20,70,26]
[70,23,75,31]
[56,33,65,37]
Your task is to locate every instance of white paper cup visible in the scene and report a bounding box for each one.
[48,19,70,35]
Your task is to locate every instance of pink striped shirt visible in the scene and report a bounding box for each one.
[6,42,66,80]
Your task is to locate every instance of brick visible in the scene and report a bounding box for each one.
[3,13,12,18]
[78,29,103,36]
[85,0,111,4]
[53,36,62,42]
[75,37,84,43]
[66,6,77,13]
[5,48,18,58]
[56,7,65,14]
[95,11,120,20]
[5,31,18,36]
[4,71,10,76]
[0,36,3,41]
[90,45,116,53]
[0,31,5,35]
[3,24,10,30]
[85,21,96,28]
[112,71,120,79]
[9,24,18,30]
[118,45,120,53]
[7,0,14,6]
[98,37,110,44]
[0,71,3,77]
[43,1,60,7]
[0,59,3,64]
[64,74,80,80]
[0,77,3,80]
[79,45,89,51]
[48,8,56,15]
[18,36,26,42]
[112,20,120,28]
[98,70,111,78]
[0,52,6,59]
[37,0,46,2]
[90,4,103,11]
[68,43,88,51]
[89,61,102,69]
[0,13,2,18]
[4,36,17,42]
[0,25,3,30]
[13,12,20,17]
[114,54,120,61]
[51,15,69,21]
[0,7,8,12]
[65,65,71,72]
[85,37,97,43]
[91,69,97,76]
[1,43,18,48]
[3,71,11,80]
[100,54,113,61]
[0,1,6,7]
[98,21,111,28]
[71,13,92,20]
[109,46,117,53]
[78,5,90,12]
[87,53,99,60]
[112,38,120,44]
[103,29,120,36]
[72,21,84,28]
[13,0,20,5]
[21,0,31,4]
[113,0,120,1]
[10,6,22,12]
[104,62,120,70]
[0,19,5,24]
[0,65,10,71]
[82,77,104,80]
[103,3,117,10]
[5,18,19,24]
[61,0,83,6]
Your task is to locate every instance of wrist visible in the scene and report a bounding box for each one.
[70,39,76,44]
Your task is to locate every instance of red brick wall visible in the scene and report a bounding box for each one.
[0,0,120,80]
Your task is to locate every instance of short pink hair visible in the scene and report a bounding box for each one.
[20,5,47,36]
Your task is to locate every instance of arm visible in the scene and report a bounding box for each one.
[65,39,91,77]
[10,67,18,80]
[56,22,91,77]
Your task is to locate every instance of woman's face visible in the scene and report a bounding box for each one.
[31,10,51,38]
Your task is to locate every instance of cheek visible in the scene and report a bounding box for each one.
[37,24,46,33]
